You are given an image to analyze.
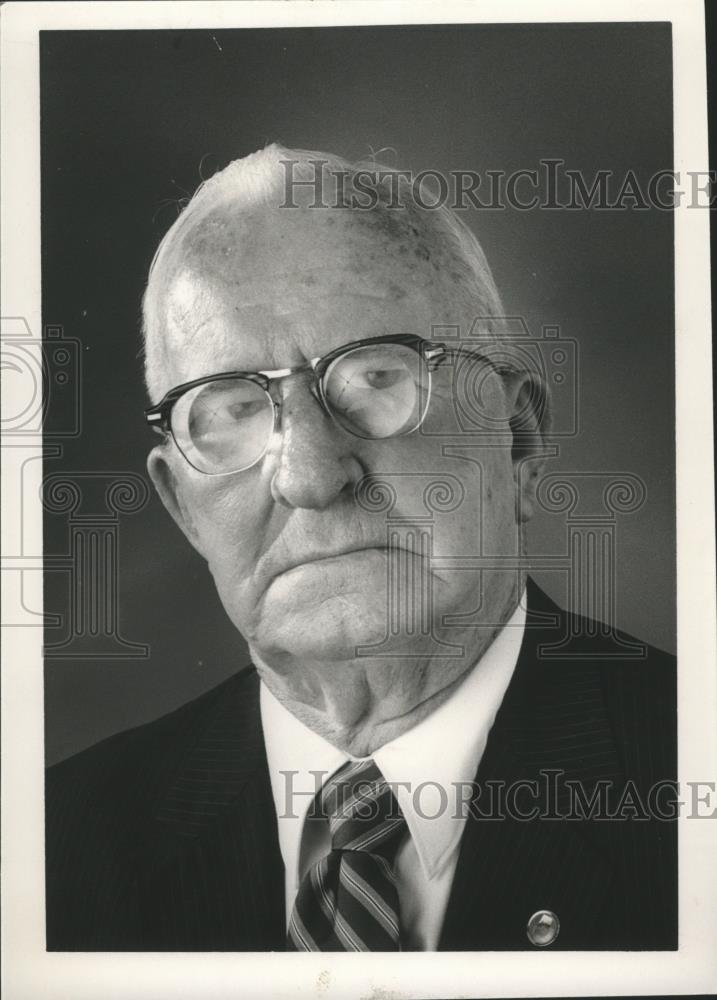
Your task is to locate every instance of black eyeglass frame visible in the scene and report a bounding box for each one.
[144,333,522,474]
[144,333,447,429]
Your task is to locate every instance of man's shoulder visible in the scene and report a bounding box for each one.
[44,665,282,951]
[563,604,676,706]
[523,579,676,783]
[526,577,675,683]
[45,666,260,814]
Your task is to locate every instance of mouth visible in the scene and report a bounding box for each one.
[259,539,431,593]
[276,545,389,577]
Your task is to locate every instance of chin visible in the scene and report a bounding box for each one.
[252,598,391,663]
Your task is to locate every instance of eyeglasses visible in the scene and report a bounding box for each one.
[144,334,448,476]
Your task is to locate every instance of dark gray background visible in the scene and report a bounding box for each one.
[42,23,675,765]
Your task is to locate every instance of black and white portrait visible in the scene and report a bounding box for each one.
[2,3,716,998]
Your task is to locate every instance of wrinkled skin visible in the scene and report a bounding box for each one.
[147,203,545,755]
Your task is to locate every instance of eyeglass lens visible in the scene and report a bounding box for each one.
[170,342,430,475]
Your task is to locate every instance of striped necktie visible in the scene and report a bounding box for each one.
[287,759,407,951]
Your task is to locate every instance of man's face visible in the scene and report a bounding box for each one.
[148,203,526,668]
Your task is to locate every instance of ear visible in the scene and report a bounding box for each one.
[503,371,551,523]
[147,445,207,558]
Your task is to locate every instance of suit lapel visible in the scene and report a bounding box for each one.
[139,669,286,950]
[439,580,625,950]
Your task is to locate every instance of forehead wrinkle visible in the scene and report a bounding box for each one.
[162,254,415,326]
[201,280,397,312]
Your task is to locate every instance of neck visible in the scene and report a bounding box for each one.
[251,580,523,757]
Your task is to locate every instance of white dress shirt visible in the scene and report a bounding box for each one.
[260,593,526,950]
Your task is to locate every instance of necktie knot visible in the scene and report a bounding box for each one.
[320,759,406,861]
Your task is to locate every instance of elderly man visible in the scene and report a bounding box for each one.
[46,145,676,952]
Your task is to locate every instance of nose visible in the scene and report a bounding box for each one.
[269,376,364,509]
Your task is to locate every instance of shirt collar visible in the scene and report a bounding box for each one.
[261,591,526,885]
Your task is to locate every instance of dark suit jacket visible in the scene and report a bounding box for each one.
[45,579,677,950]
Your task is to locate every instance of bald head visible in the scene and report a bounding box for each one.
[143,146,550,752]
[142,144,505,401]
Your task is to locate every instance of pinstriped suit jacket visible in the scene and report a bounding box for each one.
[45,579,677,950]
